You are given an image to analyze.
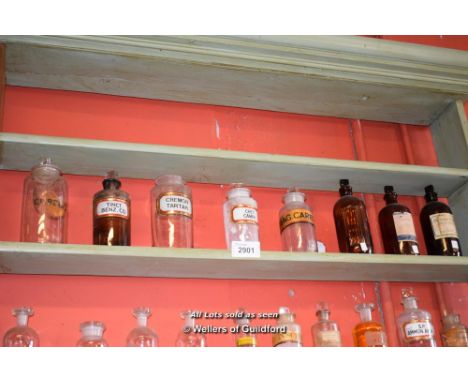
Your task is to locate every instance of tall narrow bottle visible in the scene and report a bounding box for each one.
[397,288,437,347]
[2,307,39,347]
[441,313,468,347]
[233,308,257,347]
[126,307,158,347]
[93,171,131,246]
[333,179,373,253]
[272,307,302,347]
[311,302,342,347]
[279,188,317,252]
[223,184,259,249]
[378,185,419,255]
[420,185,462,256]
[352,303,387,347]
[151,175,193,248]
[21,158,67,243]
[175,310,206,347]
[76,321,108,347]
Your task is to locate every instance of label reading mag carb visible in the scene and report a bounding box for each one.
[231,206,258,224]
[96,198,129,218]
[404,321,434,340]
[393,212,417,242]
[430,213,458,240]
[158,193,192,218]
[279,208,314,232]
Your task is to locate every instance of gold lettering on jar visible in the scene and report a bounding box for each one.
[157,192,192,218]
[279,208,314,232]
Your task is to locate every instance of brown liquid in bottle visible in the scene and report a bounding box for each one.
[333,179,373,253]
[420,185,462,256]
[93,171,131,246]
[378,186,419,255]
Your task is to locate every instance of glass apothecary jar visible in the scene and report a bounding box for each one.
[76,321,108,347]
[2,307,39,347]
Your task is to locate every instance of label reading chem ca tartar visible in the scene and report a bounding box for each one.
[158,193,192,217]
[96,199,129,218]
[232,206,258,224]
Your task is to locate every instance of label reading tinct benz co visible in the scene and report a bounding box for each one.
[96,198,129,218]
[158,193,192,217]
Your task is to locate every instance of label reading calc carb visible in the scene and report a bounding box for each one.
[393,212,417,242]
[158,193,192,217]
[96,198,128,218]
[232,206,258,224]
[404,321,434,340]
[430,213,458,239]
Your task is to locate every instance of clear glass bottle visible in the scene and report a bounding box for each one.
[175,310,206,347]
[233,308,256,347]
[223,183,259,249]
[441,313,468,347]
[76,321,109,347]
[93,171,131,246]
[279,188,317,252]
[2,307,39,347]
[311,302,342,347]
[420,185,462,256]
[21,158,68,243]
[379,185,420,255]
[333,179,373,254]
[353,303,388,347]
[272,307,302,347]
[151,175,193,248]
[126,307,158,347]
[397,288,437,347]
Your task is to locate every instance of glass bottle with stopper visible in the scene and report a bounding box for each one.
[272,307,302,347]
[151,175,193,248]
[441,313,468,347]
[352,303,388,347]
[420,185,462,256]
[378,185,419,255]
[175,310,206,347]
[279,187,317,252]
[333,179,373,254]
[93,170,131,246]
[233,308,256,347]
[126,307,159,347]
[76,321,109,347]
[311,302,342,347]
[2,307,39,347]
[397,288,437,347]
[21,158,68,243]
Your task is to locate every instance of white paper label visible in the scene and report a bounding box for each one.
[393,212,417,241]
[231,241,261,258]
[159,194,192,217]
[316,330,341,346]
[317,241,326,253]
[404,321,434,339]
[365,331,387,347]
[430,213,458,239]
[96,199,128,218]
[232,206,258,224]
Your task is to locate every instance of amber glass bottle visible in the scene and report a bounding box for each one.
[333,179,373,253]
[352,303,387,347]
[420,185,462,256]
[93,171,131,246]
[441,313,468,347]
[378,186,420,255]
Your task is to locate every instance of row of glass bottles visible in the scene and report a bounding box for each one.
[21,159,462,256]
[4,290,467,347]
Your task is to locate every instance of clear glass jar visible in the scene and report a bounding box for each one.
[397,288,437,347]
[151,175,193,248]
[223,184,259,249]
[233,308,256,347]
[2,307,39,347]
[76,321,109,347]
[279,188,317,252]
[441,313,468,347]
[175,310,206,347]
[311,302,342,347]
[21,158,68,243]
[126,307,158,347]
[272,307,302,347]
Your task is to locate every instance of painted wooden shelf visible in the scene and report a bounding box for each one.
[1,35,468,125]
[0,242,467,282]
[1,132,467,197]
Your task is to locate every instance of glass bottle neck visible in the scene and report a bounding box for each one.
[136,316,148,327]
[317,310,330,322]
[403,297,418,310]
[384,193,398,204]
[359,309,372,323]
[16,313,29,327]
[339,186,353,197]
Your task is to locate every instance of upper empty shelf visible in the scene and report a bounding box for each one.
[0,132,467,196]
[1,35,468,125]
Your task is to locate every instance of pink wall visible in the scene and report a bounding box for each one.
[0,36,467,346]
